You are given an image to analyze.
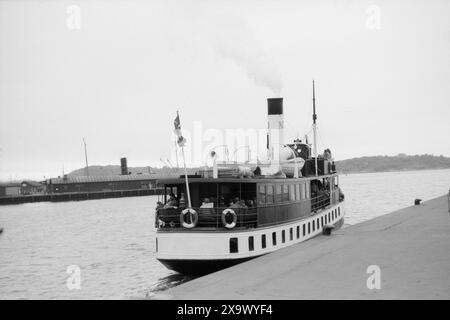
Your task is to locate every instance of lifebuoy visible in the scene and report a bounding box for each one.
[222,208,237,229]
[180,208,198,229]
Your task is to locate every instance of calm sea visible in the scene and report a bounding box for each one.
[1,169,449,299]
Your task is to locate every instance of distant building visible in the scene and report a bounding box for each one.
[45,174,167,194]
[0,182,21,197]
[0,181,45,197]
[20,180,45,195]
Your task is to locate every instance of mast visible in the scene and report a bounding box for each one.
[82,137,89,176]
[312,80,318,177]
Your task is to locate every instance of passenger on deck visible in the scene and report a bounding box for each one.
[323,148,332,160]
[229,197,241,209]
[338,187,345,201]
[178,193,186,208]
[218,196,226,207]
[199,197,214,215]
[156,201,164,210]
[246,199,255,207]
[238,200,248,208]
[164,193,178,208]
[209,196,217,207]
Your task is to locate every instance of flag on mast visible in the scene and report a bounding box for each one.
[174,111,186,147]
[173,111,191,208]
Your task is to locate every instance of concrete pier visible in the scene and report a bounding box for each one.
[167,195,450,299]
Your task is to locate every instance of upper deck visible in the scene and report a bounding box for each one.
[157,172,340,186]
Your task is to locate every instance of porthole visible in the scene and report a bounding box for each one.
[229,238,238,253]
[248,236,254,251]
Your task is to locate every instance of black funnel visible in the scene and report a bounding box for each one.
[267,98,283,115]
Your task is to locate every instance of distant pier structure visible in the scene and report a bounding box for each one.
[45,174,162,194]
[0,174,165,205]
[0,157,167,205]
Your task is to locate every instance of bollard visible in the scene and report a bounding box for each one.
[448,189,450,213]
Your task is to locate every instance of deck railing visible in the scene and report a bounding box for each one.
[156,206,257,230]
[311,194,331,212]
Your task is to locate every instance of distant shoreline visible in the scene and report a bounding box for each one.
[338,167,450,175]
[2,154,450,183]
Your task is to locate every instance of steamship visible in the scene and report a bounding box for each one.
[155,84,345,275]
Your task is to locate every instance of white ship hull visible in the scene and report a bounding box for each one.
[156,202,345,275]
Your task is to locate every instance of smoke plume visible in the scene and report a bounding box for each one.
[205,14,283,96]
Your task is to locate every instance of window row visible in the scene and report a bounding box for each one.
[257,182,310,205]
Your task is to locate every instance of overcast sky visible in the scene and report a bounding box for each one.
[0,0,449,181]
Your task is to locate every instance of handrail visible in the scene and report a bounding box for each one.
[311,193,330,212]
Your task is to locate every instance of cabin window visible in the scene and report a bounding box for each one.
[317,218,320,228]
[325,215,328,225]
[303,224,306,236]
[262,234,266,248]
[312,220,315,231]
[258,185,266,205]
[295,184,300,201]
[296,226,300,239]
[275,185,283,203]
[272,232,277,246]
[289,184,295,202]
[290,228,293,241]
[321,217,324,228]
[300,183,305,199]
[248,236,254,251]
[155,238,158,252]
[266,185,274,204]
[282,230,286,243]
[229,238,238,253]
[338,207,341,216]
[282,185,289,202]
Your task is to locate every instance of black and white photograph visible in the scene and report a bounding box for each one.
[1,0,450,306]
